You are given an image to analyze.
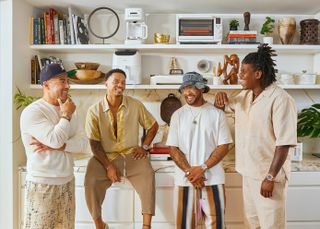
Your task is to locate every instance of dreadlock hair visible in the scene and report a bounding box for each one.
[242,43,277,89]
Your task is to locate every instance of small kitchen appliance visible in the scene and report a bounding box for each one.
[125,8,148,44]
[112,50,142,84]
[176,14,223,44]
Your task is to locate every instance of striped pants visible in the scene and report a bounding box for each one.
[176,185,225,229]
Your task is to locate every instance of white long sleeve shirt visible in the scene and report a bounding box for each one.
[20,98,89,185]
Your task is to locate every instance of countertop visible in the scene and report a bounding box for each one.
[71,154,320,173]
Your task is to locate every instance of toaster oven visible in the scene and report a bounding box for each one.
[176,14,223,44]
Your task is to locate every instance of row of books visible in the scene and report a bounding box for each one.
[227,30,258,44]
[29,7,89,45]
[31,55,64,84]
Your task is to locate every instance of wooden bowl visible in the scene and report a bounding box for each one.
[75,70,102,81]
[69,71,105,84]
[74,62,100,70]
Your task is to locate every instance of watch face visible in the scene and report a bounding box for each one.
[266,174,273,181]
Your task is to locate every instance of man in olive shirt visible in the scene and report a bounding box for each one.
[85,69,159,229]
[215,44,297,229]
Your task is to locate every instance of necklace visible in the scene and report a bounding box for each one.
[188,106,201,125]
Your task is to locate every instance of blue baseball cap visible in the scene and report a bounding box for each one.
[179,71,210,93]
[40,63,67,85]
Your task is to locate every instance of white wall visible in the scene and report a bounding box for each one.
[0,0,13,228]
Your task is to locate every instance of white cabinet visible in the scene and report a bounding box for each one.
[18,169,320,229]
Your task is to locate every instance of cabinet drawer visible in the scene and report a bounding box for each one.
[287,186,320,221]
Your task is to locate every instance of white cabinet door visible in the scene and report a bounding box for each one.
[287,222,320,229]
[74,173,135,225]
[225,173,244,226]
[287,186,320,221]
[134,188,175,223]
[135,172,175,228]
[225,187,244,224]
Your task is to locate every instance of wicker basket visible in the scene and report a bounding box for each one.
[300,19,319,44]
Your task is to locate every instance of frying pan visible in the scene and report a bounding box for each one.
[160,93,182,125]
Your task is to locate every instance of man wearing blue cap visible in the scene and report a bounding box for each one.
[166,72,233,229]
[20,63,88,229]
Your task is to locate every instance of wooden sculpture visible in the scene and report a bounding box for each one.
[217,54,239,85]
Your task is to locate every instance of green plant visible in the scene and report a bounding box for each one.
[297,103,320,138]
[229,19,239,29]
[14,87,39,110]
[260,17,275,35]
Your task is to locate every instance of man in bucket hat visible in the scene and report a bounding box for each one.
[20,63,88,229]
[167,71,233,229]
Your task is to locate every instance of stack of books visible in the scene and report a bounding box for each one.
[228,30,258,44]
[149,145,171,161]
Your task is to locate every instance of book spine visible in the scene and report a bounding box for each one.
[33,18,38,44]
[29,16,34,45]
[54,14,60,44]
[59,20,65,44]
[40,17,45,44]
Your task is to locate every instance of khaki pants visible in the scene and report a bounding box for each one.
[242,176,288,229]
[84,154,155,220]
[23,178,75,229]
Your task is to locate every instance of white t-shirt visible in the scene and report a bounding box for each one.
[20,98,89,185]
[166,102,233,186]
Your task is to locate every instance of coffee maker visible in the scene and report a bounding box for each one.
[125,8,148,44]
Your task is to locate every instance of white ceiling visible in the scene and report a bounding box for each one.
[27,0,320,15]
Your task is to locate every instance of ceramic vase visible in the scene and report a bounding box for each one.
[278,17,296,44]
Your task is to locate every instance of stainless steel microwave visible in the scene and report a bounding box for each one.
[176,14,223,44]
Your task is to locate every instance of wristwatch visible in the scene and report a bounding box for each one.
[142,144,150,151]
[200,163,208,171]
[266,173,274,182]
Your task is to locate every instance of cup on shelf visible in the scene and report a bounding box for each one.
[279,73,295,84]
[296,73,316,85]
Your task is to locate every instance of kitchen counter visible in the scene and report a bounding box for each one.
[71,154,320,173]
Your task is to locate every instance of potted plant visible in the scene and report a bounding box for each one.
[260,16,275,44]
[297,103,320,138]
[229,19,239,31]
[14,87,38,109]
[296,103,320,160]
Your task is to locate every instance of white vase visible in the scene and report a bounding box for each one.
[263,36,273,45]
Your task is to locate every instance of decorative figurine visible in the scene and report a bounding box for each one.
[243,12,251,31]
[169,57,184,75]
[217,54,240,85]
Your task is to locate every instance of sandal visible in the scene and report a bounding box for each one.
[142,224,151,228]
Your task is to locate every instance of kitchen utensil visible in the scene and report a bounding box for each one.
[160,93,182,125]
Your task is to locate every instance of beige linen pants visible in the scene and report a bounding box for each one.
[84,153,155,220]
[242,176,288,229]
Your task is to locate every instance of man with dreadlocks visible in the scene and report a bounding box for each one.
[214,44,297,229]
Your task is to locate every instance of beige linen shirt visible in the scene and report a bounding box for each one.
[85,95,156,161]
[227,83,297,182]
